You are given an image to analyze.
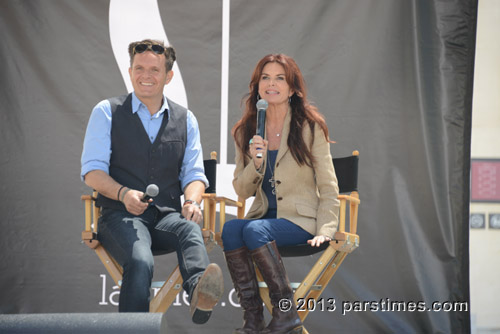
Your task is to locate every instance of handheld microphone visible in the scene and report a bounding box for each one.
[256,99,268,158]
[141,184,159,202]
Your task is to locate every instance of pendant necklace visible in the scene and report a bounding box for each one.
[268,154,276,195]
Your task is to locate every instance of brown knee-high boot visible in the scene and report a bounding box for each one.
[225,247,266,334]
[250,241,303,334]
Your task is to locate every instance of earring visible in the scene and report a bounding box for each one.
[257,94,261,100]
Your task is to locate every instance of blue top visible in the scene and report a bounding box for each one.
[262,150,279,215]
[80,92,208,190]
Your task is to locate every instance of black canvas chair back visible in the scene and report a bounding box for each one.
[278,152,359,257]
[333,154,359,194]
[203,158,217,194]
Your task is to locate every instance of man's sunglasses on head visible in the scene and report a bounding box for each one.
[133,43,166,55]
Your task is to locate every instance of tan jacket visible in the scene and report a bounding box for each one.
[232,110,340,237]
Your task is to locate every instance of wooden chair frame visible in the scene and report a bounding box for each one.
[203,151,360,334]
[81,152,219,313]
[81,192,184,313]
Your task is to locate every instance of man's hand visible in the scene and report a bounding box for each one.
[182,202,203,224]
[182,180,205,224]
[122,189,151,216]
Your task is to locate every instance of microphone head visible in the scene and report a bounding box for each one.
[256,99,268,111]
[145,184,159,198]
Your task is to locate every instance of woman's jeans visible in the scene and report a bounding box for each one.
[97,206,209,312]
[221,211,313,251]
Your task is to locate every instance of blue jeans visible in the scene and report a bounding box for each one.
[97,206,209,312]
[221,210,314,251]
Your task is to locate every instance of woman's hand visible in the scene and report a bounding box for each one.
[249,135,268,170]
[307,235,332,247]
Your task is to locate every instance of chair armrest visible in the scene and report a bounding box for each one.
[331,231,359,253]
[81,192,100,249]
[337,194,360,204]
[202,193,244,207]
[201,194,245,249]
[82,232,100,249]
[213,196,244,208]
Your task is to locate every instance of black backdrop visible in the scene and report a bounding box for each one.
[0,1,476,333]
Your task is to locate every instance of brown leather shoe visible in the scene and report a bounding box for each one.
[190,263,224,324]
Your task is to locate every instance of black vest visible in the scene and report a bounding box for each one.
[96,94,187,212]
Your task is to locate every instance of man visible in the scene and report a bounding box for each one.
[81,39,223,324]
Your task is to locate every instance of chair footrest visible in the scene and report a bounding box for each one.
[117,280,182,290]
[258,282,322,291]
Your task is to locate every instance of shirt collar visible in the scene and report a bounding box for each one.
[131,92,170,119]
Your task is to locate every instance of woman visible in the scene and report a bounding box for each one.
[222,54,340,334]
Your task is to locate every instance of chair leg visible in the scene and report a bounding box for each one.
[149,265,183,313]
[251,241,303,334]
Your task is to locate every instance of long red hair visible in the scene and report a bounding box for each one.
[232,54,332,167]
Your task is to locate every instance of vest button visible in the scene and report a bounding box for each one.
[277,197,283,201]
[276,180,281,185]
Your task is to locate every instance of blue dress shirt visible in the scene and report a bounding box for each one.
[81,93,208,190]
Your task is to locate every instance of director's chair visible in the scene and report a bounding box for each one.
[204,150,360,334]
[81,152,218,313]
